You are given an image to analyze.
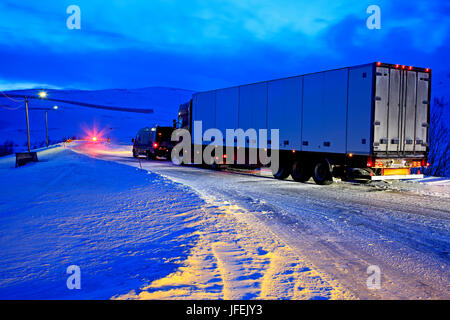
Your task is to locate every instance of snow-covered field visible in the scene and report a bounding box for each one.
[0,144,204,299]
[0,143,354,299]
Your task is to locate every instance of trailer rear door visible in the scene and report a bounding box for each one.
[373,66,429,155]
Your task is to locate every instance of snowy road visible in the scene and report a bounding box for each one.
[73,142,450,300]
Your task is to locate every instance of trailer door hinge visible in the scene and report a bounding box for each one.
[375,96,382,101]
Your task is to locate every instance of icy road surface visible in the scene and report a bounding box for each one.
[71,142,450,300]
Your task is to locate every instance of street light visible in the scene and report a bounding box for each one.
[46,106,60,147]
[38,91,48,99]
[20,90,50,151]
[28,105,60,147]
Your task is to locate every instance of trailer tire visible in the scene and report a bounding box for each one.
[146,151,155,160]
[312,161,333,185]
[272,162,291,180]
[291,160,312,182]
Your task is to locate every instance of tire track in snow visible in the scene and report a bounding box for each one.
[115,191,354,300]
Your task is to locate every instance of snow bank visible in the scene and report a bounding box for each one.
[0,146,204,299]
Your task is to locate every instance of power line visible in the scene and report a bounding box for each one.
[0,90,23,102]
[0,101,24,110]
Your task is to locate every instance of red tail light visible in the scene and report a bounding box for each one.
[376,62,382,66]
[367,157,373,167]
[425,68,430,72]
[421,159,429,167]
[408,66,413,70]
[153,143,158,148]
[395,64,400,69]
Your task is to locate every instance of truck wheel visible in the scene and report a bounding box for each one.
[291,160,311,182]
[272,163,291,180]
[312,161,333,185]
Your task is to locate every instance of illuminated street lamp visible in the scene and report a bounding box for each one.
[21,90,50,151]
[38,91,48,99]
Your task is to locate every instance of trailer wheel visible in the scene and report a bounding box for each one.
[312,161,333,185]
[272,162,291,180]
[146,151,155,160]
[291,160,312,182]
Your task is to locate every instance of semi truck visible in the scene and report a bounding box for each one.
[176,62,431,184]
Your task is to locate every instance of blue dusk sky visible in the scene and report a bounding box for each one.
[0,0,449,93]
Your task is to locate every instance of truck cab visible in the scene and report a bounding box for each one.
[132,126,174,159]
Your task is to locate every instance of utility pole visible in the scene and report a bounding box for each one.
[45,111,49,147]
[25,96,31,152]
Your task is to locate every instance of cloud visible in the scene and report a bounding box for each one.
[0,0,449,90]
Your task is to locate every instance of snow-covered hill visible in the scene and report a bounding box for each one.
[0,87,194,150]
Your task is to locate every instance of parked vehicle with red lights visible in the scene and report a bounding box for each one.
[132,126,174,159]
[177,62,431,184]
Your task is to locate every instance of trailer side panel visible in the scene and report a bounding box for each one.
[347,64,374,155]
[302,69,348,154]
[216,87,239,146]
[267,77,302,151]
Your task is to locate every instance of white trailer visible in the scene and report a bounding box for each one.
[177,62,431,184]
